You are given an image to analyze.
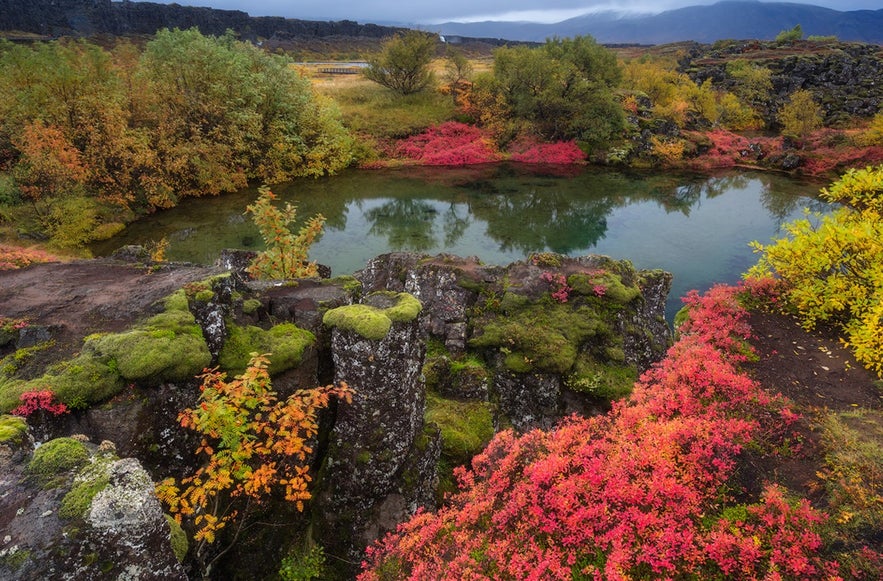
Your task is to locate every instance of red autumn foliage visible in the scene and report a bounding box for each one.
[12,390,69,417]
[0,244,59,271]
[359,284,844,580]
[395,122,501,166]
[508,138,585,164]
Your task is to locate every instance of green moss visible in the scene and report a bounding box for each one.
[27,437,90,488]
[426,393,495,464]
[36,354,123,410]
[218,322,315,375]
[565,356,637,401]
[242,298,262,315]
[165,514,189,563]
[470,303,604,374]
[60,474,109,519]
[323,305,392,340]
[383,293,422,323]
[0,377,27,414]
[528,252,562,267]
[323,292,422,340]
[87,307,210,383]
[0,340,55,375]
[321,274,363,296]
[568,270,640,305]
[164,289,190,312]
[1,547,31,571]
[0,414,28,443]
[194,289,215,303]
[426,394,495,499]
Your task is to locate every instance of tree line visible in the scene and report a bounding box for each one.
[0,29,354,246]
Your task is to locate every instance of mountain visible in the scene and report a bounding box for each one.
[433,2,883,44]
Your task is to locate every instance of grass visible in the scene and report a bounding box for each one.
[314,74,459,140]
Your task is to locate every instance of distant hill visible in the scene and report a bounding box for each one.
[433,1,883,44]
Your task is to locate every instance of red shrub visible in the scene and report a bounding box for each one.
[508,139,585,164]
[395,122,501,166]
[12,390,68,417]
[359,284,833,580]
[0,244,58,271]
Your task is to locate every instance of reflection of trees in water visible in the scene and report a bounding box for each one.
[364,199,440,251]
[467,189,614,254]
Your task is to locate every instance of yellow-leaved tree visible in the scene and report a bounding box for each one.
[245,186,326,280]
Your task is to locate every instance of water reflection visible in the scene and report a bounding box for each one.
[90,164,831,319]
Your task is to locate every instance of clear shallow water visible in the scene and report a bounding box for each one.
[91,164,831,319]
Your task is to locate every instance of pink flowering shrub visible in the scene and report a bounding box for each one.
[395,122,501,166]
[359,284,839,580]
[12,390,68,417]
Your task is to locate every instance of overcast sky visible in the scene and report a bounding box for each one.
[148,1,883,24]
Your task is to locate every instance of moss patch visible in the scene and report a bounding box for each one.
[426,393,495,499]
[242,298,262,315]
[323,292,422,340]
[60,455,115,520]
[565,356,637,401]
[31,354,123,410]
[470,302,607,374]
[218,322,315,375]
[165,514,189,562]
[88,307,210,383]
[0,414,28,443]
[27,437,90,488]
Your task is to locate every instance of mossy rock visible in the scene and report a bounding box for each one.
[34,354,125,410]
[218,322,315,375]
[0,414,28,444]
[565,355,637,401]
[322,292,422,341]
[425,394,495,464]
[470,302,605,374]
[0,376,28,414]
[241,298,262,315]
[165,514,189,563]
[59,455,115,520]
[27,437,90,488]
[88,308,210,383]
[568,270,641,305]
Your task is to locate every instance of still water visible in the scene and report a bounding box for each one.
[91,164,831,318]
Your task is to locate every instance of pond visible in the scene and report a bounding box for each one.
[90,164,832,319]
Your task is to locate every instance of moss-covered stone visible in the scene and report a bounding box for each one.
[322,292,422,340]
[568,270,641,305]
[425,394,495,463]
[241,298,262,315]
[27,437,90,488]
[88,307,210,383]
[470,303,605,374]
[165,514,189,563]
[37,354,124,410]
[193,289,215,303]
[60,455,114,520]
[0,414,28,443]
[323,305,392,340]
[426,393,495,499]
[565,355,637,401]
[218,322,315,375]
